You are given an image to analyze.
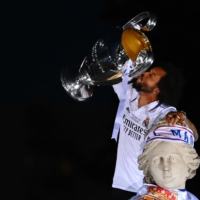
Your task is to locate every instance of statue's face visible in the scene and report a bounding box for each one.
[149,141,189,189]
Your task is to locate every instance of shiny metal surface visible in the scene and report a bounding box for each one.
[129,50,154,77]
[121,11,156,77]
[60,66,94,101]
[60,11,157,101]
[122,11,157,31]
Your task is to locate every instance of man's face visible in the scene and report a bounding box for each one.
[149,141,189,189]
[132,67,166,93]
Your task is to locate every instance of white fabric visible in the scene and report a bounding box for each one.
[145,124,195,147]
[111,60,176,192]
[112,59,133,140]
[129,184,199,200]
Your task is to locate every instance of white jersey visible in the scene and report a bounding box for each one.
[111,66,176,192]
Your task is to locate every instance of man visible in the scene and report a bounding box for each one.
[130,118,200,200]
[111,59,198,200]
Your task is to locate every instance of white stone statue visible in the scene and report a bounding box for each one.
[130,119,200,200]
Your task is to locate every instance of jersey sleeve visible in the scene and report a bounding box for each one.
[112,59,134,100]
[112,81,123,99]
[153,106,177,125]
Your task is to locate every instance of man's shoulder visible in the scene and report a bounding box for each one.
[159,103,171,109]
[149,103,176,113]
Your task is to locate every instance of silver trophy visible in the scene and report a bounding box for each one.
[61,11,157,101]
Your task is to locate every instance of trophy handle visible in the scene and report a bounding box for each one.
[129,50,154,78]
[122,11,157,31]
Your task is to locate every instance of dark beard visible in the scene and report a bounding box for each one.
[130,78,156,93]
[131,78,142,92]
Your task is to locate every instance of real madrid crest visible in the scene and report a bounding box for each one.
[142,117,150,128]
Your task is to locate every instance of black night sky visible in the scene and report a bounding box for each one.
[1,0,200,199]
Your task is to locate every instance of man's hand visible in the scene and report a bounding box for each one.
[166,111,198,141]
[166,111,186,126]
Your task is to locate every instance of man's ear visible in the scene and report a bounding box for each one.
[153,87,160,95]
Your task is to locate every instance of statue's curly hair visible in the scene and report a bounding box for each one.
[138,140,200,184]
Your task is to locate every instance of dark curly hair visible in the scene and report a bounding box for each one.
[129,61,185,108]
[153,62,185,108]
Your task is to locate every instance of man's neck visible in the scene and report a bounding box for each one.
[138,92,158,108]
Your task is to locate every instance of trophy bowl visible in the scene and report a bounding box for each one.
[61,11,157,101]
